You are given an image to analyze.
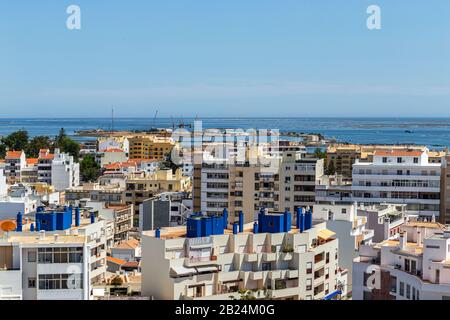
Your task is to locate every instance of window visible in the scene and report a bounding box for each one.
[306,262,312,274]
[306,278,312,291]
[262,263,271,271]
[413,158,419,164]
[382,157,387,163]
[397,157,403,163]
[28,251,36,262]
[390,276,397,293]
[28,278,36,288]
[405,259,410,272]
[406,284,411,299]
[399,282,405,296]
[38,274,83,290]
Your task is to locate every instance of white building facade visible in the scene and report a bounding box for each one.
[352,149,441,218]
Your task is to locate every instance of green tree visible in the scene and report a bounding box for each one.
[313,148,327,159]
[0,144,6,158]
[326,160,336,175]
[26,136,52,158]
[2,130,29,151]
[59,137,80,161]
[55,128,67,147]
[80,155,100,182]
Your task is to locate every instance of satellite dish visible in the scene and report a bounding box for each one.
[0,221,16,232]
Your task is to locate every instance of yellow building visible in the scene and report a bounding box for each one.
[128,135,176,161]
[124,168,191,224]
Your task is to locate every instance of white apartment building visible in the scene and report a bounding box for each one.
[357,203,407,243]
[199,161,230,216]
[0,184,38,220]
[98,136,129,154]
[97,148,128,167]
[352,149,441,218]
[0,232,89,300]
[51,149,80,191]
[313,203,374,294]
[0,208,109,300]
[141,212,346,300]
[353,220,450,300]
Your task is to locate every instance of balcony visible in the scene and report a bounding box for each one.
[280,252,293,261]
[268,270,282,280]
[287,270,299,279]
[267,286,299,299]
[244,253,258,262]
[249,271,263,281]
[184,256,218,267]
[262,253,277,262]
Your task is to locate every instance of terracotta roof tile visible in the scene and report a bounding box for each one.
[107,256,126,265]
[6,151,24,159]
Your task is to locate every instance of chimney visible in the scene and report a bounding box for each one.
[54,234,59,242]
[39,230,46,240]
[400,231,407,250]
[416,230,422,246]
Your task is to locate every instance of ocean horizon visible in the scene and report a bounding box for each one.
[1,117,450,148]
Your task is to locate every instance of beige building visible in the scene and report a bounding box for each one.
[141,214,346,300]
[125,168,191,225]
[128,135,175,161]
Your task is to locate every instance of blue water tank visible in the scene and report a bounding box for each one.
[222,208,228,229]
[56,210,72,230]
[16,212,23,232]
[187,214,202,238]
[90,213,95,224]
[258,213,284,234]
[30,223,35,232]
[75,207,80,227]
[36,212,57,231]
[155,228,161,238]
[253,222,258,234]
[201,216,213,237]
[283,211,292,232]
[36,220,41,231]
[232,222,238,235]
[211,215,224,235]
[238,211,244,233]
[305,209,313,230]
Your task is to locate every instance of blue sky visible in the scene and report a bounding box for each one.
[1,0,450,118]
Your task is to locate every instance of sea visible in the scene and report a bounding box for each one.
[0,117,450,149]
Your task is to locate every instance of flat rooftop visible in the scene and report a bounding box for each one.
[145,223,333,241]
[2,233,86,244]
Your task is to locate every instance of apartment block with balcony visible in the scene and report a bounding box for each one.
[313,203,374,295]
[51,149,80,191]
[0,206,111,300]
[353,220,450,300]
[4,151,26,185]
[278,152,324,213]
[141,210,346,300]
[357,203,407,243]
[352,149,441,218]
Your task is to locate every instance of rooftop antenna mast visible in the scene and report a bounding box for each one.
[153,110,158,130]
[111,106,114,132]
